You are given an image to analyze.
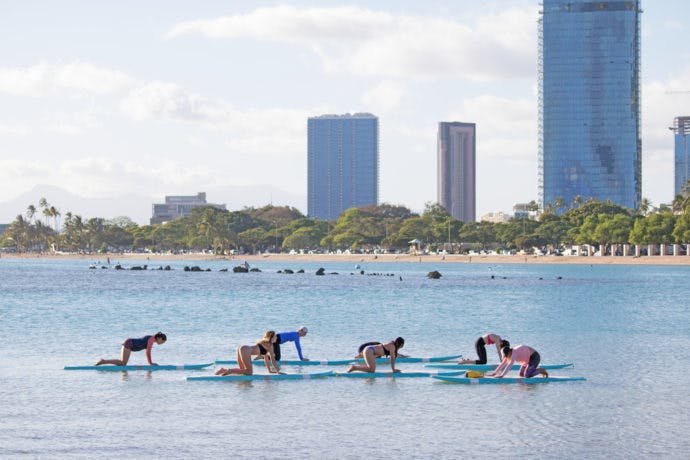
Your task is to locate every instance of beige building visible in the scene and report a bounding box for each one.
[150,192,226,225]
[438,122,476,222]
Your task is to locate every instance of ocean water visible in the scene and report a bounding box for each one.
[1,257,689,458]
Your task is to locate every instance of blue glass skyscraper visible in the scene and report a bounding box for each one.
[539,0,641,211]
[673,116,690,197]
[307,113,379,220]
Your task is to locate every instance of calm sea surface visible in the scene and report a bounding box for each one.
[1,257,689,458]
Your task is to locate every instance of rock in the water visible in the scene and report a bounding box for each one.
[427,270,442,279]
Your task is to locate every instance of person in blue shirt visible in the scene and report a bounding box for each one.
[274,326,309,361]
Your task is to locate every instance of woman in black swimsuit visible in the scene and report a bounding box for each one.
[347,337,405,373]
[215,330,281,376]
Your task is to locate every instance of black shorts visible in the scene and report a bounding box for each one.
[274,334,282,361]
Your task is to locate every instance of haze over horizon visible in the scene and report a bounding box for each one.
[2,1,689,224]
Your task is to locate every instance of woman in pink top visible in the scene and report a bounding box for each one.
[489,344,548,378]
[459,333,509,364]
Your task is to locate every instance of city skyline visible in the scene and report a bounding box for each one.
[2,1,690,224]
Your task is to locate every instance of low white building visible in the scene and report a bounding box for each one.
[150,192,226,224]
[480,211,510,223]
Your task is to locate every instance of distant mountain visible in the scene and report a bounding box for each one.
[0,185,154,225]
[0,185,307,225]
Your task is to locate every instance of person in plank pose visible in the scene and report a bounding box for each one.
[489,344,548,378]
[347,337,405,373]
[96,332,166,366]
[458,333,509,364]
[215,330,282,376]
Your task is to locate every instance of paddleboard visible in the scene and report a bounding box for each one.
[187,371,334,381]
[335,371,465,378]
[425,363,574,371]
[214,359,354,366]
[356,355,462,364]
[64,363,213,371]
[432,375,586,384]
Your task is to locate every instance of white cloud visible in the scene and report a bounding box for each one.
[121,82,310,156]
[167,5,537,81]
[120,82,221,122]
[0,124,30,136]
[663,20,683,32]
[0,157,225,201]
[448,94,536,161]
[0,62,133,97]
[362,80,406,112]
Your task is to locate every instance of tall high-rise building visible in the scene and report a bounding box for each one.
[307,113,379,220]
[538,0,641,211]
[437,122,476,222]
[672,116,690,197]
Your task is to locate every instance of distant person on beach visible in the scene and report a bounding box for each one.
[95,332,167,366]
[458,333,509,364]
[215,330,282,376]
[489,344,548,378]
[347,337,405,373]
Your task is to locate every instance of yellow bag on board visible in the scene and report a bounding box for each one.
[465,370,484,378]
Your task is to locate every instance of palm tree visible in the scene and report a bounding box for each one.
[39,198,51,225]
[26,204,37,223]
[49,206,60,232]
[571,195,583,209]
[638,198,652,217]
[7,215,30,251]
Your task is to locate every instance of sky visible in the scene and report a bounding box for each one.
[1,0,690,224]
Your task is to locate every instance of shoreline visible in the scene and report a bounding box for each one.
[2,252,690,265]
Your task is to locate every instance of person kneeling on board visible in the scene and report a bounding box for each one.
[95,332,166,366]
[215,330,283,376]
[489,344,548,379]
[347,337,405,373]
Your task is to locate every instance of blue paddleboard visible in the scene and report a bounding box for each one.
[432,375,586,384]
[356,355,461,364]
[425,363,574,371]
[214,359,354,366]
[64,363,213,371]
[187,371,334,381]
[335,371,465,378]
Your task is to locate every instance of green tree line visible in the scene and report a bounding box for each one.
[2,194,690,255]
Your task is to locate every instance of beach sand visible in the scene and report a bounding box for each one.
[2,252,690,265]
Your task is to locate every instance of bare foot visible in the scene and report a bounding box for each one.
[540,369,549,378]
[346,365,355,373]
[458,359,473,364]
[215,368,227,375]
[95,359,105,366]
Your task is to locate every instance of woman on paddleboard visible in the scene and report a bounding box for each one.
[215,330,282,376]
[459,333,509,365]
[353,341,409,359]
[347,337,405,373]
[95,332,166,366]
[489,344,548,378]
